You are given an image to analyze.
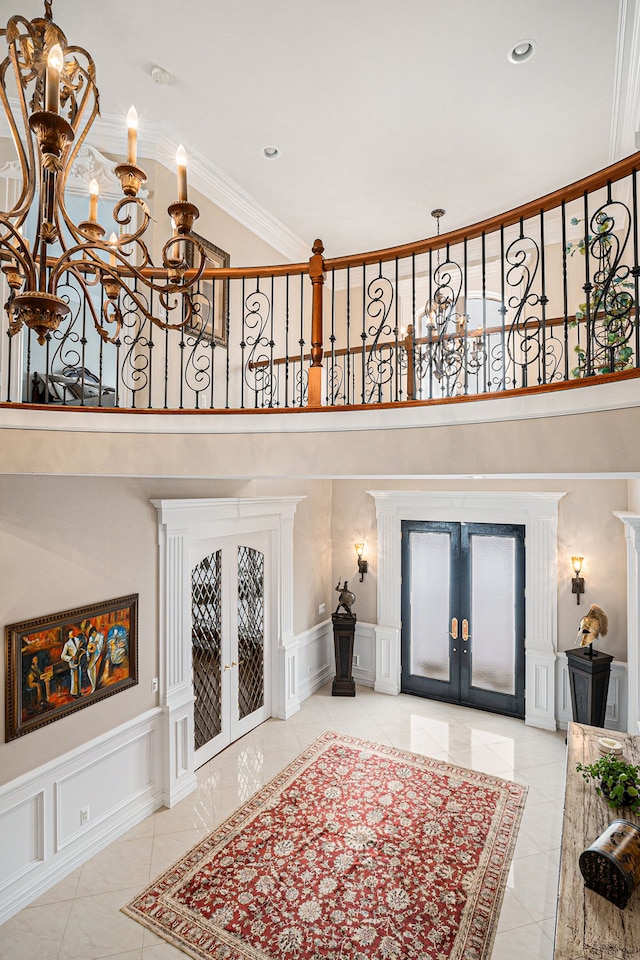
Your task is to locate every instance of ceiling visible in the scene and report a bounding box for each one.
[7,0,640,259]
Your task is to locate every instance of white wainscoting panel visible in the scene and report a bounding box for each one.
[353,622,376,687]
[297,621,333,701]
[0,708,164,924]
[555,654,628,732]
[0,791,44,891]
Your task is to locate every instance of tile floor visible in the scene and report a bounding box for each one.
[0,684,567,960]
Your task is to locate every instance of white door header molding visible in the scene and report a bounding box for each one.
[151,496,305,525]
[367,490,566,519]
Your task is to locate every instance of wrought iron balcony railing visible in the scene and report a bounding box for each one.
[2,152,639,412]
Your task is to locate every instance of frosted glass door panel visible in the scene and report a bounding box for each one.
[410,532,450,682]
[470,535,516,694]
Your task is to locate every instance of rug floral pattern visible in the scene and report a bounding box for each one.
[123,731,527,960]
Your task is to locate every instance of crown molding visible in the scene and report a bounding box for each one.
[610,0,640,161]
[79,113,309,264]
[0,106,309,263]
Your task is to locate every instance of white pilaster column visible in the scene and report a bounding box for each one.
[374,506,402,695]
[154,513,197,807]
[275,514,300,719]
[523,514,559,730]
[614,513,640,733]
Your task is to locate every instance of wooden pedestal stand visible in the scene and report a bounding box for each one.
[331,612,356,697]
[566,647,613,727]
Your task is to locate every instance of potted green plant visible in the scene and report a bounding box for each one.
[576,753,640,814]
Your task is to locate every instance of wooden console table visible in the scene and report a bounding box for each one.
[554,722,640,960]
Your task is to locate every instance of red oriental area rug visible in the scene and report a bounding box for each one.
[123,731,527,960]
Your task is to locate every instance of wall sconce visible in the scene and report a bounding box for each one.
[571,556,585,604]
[355,542,368,582]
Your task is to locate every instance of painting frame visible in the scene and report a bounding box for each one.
[5,594,138,742]
[185,232,230,347]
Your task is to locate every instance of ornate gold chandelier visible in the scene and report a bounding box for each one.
[0,1,205,346]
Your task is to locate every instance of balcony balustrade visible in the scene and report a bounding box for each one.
[2,153,639,413]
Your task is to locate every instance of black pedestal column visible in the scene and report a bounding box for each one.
[566,647,613,728]
[331,612,356,697]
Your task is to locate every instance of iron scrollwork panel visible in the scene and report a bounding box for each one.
[364,274,395,403]
[581,201,635,376]
[192,550,223,751]
[236,545,265,722]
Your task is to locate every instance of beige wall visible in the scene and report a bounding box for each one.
[0,466,631,789]
[2,402,640,479]
[331,478,630,659]
[0,475,332,787]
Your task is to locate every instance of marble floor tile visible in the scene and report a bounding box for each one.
[27,866,82,908]
[0,685,570,959]
[75,836,154,898]
[56,887,145,960]
[491,921,555,960]
[0,899,73,960]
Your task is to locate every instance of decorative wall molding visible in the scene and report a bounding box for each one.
[0,708,163,925]
[555,653,628,732]
[368,490,565,728]
[296,620,333,702]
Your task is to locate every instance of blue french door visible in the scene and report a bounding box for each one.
[401,520,525,718]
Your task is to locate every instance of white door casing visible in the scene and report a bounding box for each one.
[368,490,565,730]
[152,497,304,807]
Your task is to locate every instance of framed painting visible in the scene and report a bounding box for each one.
[185,232,230,347]
[5,594,138,741]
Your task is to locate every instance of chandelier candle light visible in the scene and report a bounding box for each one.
[0,2,206,346]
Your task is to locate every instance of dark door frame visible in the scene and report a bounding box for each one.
[401,519,526,718]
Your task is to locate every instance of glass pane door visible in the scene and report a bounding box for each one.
[236,545,265,722]
[402,520,525,718]
[192,550,223,752]
[192,533,270,768]
[401,521,461,703]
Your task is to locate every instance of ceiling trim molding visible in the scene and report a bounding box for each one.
[86,114,310,264]
[0,107,309,264]
[610,0,640,161]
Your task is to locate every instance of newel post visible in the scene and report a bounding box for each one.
[404,323,415,400]
[307,238,325,407]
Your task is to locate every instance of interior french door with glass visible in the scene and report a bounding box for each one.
[401,520,525,717]
[191,532,270,768]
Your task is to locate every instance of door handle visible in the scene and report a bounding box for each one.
[450,617,458,640]
[224,663,231,671]
[462,619,471,642]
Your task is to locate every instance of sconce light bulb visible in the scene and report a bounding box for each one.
[176,144,187,169]
[127,105,138,131]
[572,556,583,575]
[89,178,99,197]
[355,541,365,558]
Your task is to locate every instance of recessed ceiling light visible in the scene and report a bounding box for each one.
[508,39,536,64]
[263,146,280,159]
[151,65,172,85]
